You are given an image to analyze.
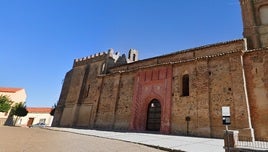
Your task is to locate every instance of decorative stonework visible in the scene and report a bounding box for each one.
[130,66,172,134]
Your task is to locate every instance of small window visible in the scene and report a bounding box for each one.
[86,84,90,98]
[260,5,268,25]
[39,119,46,123]
[133,54,136,61]
[101,63,106,74]
[182,74,189,96]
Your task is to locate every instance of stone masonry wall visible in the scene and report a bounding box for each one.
[94,74,120,129]
[113,72,135,130]
[60,65,86,127]
[193,59,211,137]
[55,40,262,139]
[52,70,73,126]
[65,66,86,104]
[75,60,108,128]
[110,39,245,74]
[171,52,251,138]
[54,0,268,139]
[209,55,239,138]
[171,61,209,137]
[75,104,93,127]
[58,57,106,127]
[85,61,105,128]
[244,49,268,139]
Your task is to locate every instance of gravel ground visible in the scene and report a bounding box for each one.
[0,126,165,152]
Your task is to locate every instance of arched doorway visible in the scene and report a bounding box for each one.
[146,99,161,131]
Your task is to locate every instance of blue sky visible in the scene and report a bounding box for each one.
[0,0,242,107]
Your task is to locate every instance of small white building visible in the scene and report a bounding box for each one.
[18,107,54,127]
[0,87,27,125]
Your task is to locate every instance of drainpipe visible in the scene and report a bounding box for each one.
[240,38,255,141]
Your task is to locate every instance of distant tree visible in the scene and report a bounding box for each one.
[10,102,28,125]
[50,103,57,116]
[0,95,13,113]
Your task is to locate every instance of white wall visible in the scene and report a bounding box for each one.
[0,89,27,124]
[18,113,54,127]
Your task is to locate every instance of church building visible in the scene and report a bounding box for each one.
[52,0,268,139]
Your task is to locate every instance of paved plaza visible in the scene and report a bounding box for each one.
[48,127,225,152]
[0,126,163,152]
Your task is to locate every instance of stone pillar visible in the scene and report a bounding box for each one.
[223,130,239,152]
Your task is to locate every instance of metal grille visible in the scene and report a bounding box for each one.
[236,136,268,150]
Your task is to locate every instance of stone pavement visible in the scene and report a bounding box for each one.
[47,127,224,152]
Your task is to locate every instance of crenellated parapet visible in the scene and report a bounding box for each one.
[73,52,108,67]
[72,48,139,68]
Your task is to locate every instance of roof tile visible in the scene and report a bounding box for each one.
[0,87,23,93]
[27,107,52,113]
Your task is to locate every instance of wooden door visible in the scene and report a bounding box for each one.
[146,99,161,131]
[27,118,34,126]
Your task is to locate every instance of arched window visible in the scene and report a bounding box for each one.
[128,49,138,62]
[101,63,106,74]
[182,74,189,96]
[133,54,136,61]
[260,5,268,25]
[85,84,90,98]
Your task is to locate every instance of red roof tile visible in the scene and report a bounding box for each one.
[27,107,52,113]
[0,87,23,93]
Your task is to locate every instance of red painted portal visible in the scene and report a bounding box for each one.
[129,66,172,134]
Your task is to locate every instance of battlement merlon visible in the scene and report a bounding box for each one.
[73,51,108,67]
[72,48,139,67]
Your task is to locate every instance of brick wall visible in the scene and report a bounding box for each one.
[94,75,120,129]
[113,72,135,130]
[244,49,268,139]
[130,66,172,134]
[54,40,268,139]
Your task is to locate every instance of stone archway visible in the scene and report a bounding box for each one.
[129,66,172,134]
[146,99,161,131]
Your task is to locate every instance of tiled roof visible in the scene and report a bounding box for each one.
[0,87,23,93]
[27,107,52,113]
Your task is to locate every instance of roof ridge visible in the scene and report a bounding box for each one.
[0,87,23,93]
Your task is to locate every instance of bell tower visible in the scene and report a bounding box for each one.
[240,0,268,49]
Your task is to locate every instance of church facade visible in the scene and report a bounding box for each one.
[52,0,268,139]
